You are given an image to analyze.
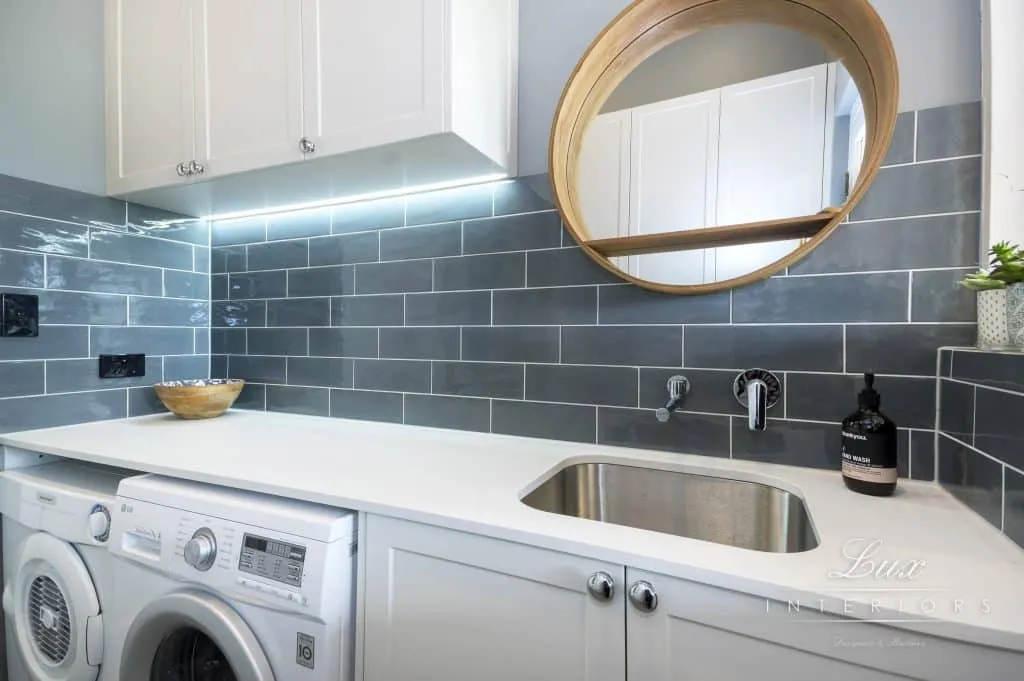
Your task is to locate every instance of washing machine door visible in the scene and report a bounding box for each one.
[120,590,275,681]
[1,532,104,681]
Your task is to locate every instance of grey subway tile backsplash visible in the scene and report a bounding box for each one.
[164,355,209,381]
[404,394,491,433]
[247,240,309,271]
[561,326,682,368]
[950,349,1024,393]
[380,222,462,261]
[125,204,207,245]
[36,290,128,326]
[47,255,162,296]
[90,228,195,271]
[431,362,525,400]
[1006,468,1024,550]
[211,218,265,247]
[212,246,246,274]
[266,385,330,417]
[733,419,843,470]
[0,390,127,434]
[938,434,1004,529]
[463,212,562,255]
[525,364,638,407]
[379,327,459,360]
[598,408,730,457]
[212,300,266,328]
[911,269,976,323]
[405,183,493,227]
[846,324,975,375]
[354,259,432,294]
[491,400,596,443]
[129,298,209,327]
[882,112,915,166]
[235,382,268,410]
[851,157,981,221]
[310,232,379,267]
[916,101,982,161]
[686,325,844,372]
[229,271,288,300]
[492,177,555,216]
[267,210,330,241]
[0,326,89,361]
[0,250,44,288]
[247,328,309,357]
[461,327,560,364]
[973,386,1024,471]
[0,214,89,256]
[0,362,46,398]
[128,386,170,417]
[404,291,491,327]
[213,329,247,355]
[288,357,354,389]
[938,378,975,443]
[267,298,331,327]
[492,287,597,326]
[331,198,404,234]
[598,285,730,325]
[330,389,403,423]
[165,270,209,300]
[786,373,935,430]
[91,327,195,357]
[308,328,378,358]
[0,173,126,228]
[288,266,354,298]
[732,273,909,324]
[228,355,287,384]
[434,252,525,291]
[353,359,431,393]
[331,295,404,327]
[526,248,620,287]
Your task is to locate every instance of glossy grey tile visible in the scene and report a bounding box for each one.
[732,419,842,470]
[0,214,89,256]
[562,326,682,367]
[247,240,309,271]
[786,373,936,429]
[267,210,330,241]
[525,364,637,407]
[379,327,459,360]
[598,285,730,325]
[248,328,308,356]
[789,214,980,275]
[308,328,378,358]
[491,400,596,443]
[353,259,432,294]
[211,218,265,247]
[940,349,954,377]
[0,361,45,398]
[598,408,730,457]
[434,252,524,291]
[267,298,330,327]
[125,205,207,245]
[950,349,1024,393]
[938,434,1003,529]
[882,112,915,166]
[1005,468,1024,550]
[917,102,982,161]
[211,246,246,274]
[330,198,404,234]
[91,327,194,357]
[910,430,936,481]
[47,255,161,296]
[735,273,908,324]
[0,326,88,360]
[974,386,1024,470]
[164,270,209,300]
[229,271,287,300]
[128,386,169,417]
[461,327,560,364]
[685,325,844,372]
[432,362,524,399]
[330,389,403,423]
[404,394,490,433]
[288,266,354,298]
[846,324,976,375]
[379,222,461,261]
[639,367,785,417]
[309,232,379,267]
[90,229,194,271]
[331,295,404,327]
[911,269,976,323]
[404,291,491,326]
[34,290,127,326]
[228,355,287,384]
[266,385,330,417]
[938,378,975,443]
[235,382,267,410]
[0,250,44,288]
[463,212,562,255]
[0,390,127,434]
[212,300,266,328]
[194,247,211,274]
[195,328,210,355]
[526,248,620,287]
[405,183,493,227]
[352,359,430,393]
[129,298,209,327]
[493,287,597,326]
[493,177,555,216]
[210,355,228,379]
[212,329,247,355]
[287,357,354,389]
[164,355,209,381]
[0,174,126,228]
[850,157,981,221]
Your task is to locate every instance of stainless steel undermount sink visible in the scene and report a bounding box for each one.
[521,462,818,553]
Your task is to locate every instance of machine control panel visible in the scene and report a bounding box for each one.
[238,533,306,587]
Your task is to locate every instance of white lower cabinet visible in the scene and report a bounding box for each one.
[361,515,625,681]
[361,517,1023,681]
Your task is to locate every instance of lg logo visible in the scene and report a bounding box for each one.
[296,633,316,670]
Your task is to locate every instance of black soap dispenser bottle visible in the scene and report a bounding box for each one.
[841,373,898,496]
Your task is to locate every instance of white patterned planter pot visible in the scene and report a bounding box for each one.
[977,284,1024,350]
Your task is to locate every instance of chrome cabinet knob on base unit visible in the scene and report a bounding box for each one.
[629,581,658,612]
[184,527,218,571]
[586,571,615,602]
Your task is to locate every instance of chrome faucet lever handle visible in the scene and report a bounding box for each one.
[656,375,690,422]
[733,369,781,432]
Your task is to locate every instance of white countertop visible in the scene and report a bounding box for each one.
[3,411,1023,650]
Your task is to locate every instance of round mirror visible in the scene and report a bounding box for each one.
[551,0,899,294]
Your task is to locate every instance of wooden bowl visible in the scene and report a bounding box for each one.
[153,379,245,419]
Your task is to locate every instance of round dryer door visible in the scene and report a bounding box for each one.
[120,590,274,681]
[1,533,104,681]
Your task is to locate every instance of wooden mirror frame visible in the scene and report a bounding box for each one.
[550,0,899,295]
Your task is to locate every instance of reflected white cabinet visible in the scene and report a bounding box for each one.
[361,515,625,681]
[105,0,517,214]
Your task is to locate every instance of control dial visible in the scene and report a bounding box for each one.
[88,505,111,543]
[184,528,218,572]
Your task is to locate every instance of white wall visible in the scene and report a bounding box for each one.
[519,0,983,176]
[0,0,106,194]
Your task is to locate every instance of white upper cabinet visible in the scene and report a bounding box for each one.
[105,0,195,193]
[193,0,305,177]
[104,0,518,215]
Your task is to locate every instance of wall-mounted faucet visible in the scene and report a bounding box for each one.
[655,375,690,422]
[733,369,781,431]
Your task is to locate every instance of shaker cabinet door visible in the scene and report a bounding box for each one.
[362,515,625,681]
[106,0,196,193]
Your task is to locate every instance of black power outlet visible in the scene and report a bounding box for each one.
[99,354,146,379]
[1,293,39,337]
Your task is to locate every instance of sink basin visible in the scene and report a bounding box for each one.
[521,462,818,553]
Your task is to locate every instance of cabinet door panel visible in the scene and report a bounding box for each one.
[106,0,194,193]
[363,515,624,681]
[194,0,304,177]
[578,111,630,271]
[301,0,446,154]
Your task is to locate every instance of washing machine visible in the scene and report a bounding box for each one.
[106,474,357,681]
[0,460,139,681]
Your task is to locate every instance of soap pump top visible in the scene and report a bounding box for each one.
[858,372,881,410]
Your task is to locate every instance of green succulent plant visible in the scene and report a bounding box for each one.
[960,241,1024,290]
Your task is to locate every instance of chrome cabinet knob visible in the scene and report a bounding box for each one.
[586,571,615,602]
[184,527,217,571]
[176,162,189,177]
[299,137,316,154]
[628,581,658,612]
[188,160,205,176]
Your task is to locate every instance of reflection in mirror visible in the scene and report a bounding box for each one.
[577,24,866,286]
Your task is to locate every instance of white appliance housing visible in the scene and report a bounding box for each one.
[106,474,356,680]
[0,461,138,681]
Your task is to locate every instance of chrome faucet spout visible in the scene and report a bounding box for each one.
[747,379,767,432]
[733,369,780,432]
